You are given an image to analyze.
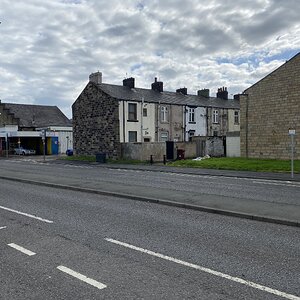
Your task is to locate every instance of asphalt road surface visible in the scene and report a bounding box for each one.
[0,159,299,299]
[0,158,299,223]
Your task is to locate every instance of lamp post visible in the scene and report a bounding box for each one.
[289,129,296,179]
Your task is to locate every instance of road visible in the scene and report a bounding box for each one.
[0,158,300,223]
[0,158,299,299]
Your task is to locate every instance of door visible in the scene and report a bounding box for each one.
[51,137,59,155]
[166,141,174,160]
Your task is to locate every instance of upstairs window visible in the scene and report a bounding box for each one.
[143,108,147,117]
[160,106,169,123]
[234,110,240,124]
[128,103,137,121]
[213,110,219,123]
[188,107,195,123]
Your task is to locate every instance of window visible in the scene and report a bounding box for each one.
[213,110,219,123]
[234,110,239,124]
[188,130,195,141]
[143,108,147,117]
[128,131,137,142]
[160,131,169,142]
[188,107,195,123]
[128,103,137,121]
[160,106,169,122]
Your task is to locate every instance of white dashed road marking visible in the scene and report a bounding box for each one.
[105,238,300,300]
[57,266,107,290]
[0,226,7,230]
[8,243,36,256]
[0,205,53,223]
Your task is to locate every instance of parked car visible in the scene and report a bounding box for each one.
[66,149,73,156]
[14,147,36,155]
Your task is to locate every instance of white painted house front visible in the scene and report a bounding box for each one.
[185,106,207,141]
[119,100,156,142]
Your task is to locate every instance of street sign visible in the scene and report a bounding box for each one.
[289,129,296,135]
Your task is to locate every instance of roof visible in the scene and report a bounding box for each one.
[2,103,72,128]
[94,83,240,109]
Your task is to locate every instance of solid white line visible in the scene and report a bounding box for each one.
[105,238,300,300]
[57,266,107,290]
[0,226,7,230]
[0,205,53,223]
[8,243,36,256]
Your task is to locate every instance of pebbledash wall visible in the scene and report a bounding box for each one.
[72,82,121,159]
[240,53,300,159]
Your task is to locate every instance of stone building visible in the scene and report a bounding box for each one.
[72,72,121,159]
[240,52,300,159]
[72,72,240,159]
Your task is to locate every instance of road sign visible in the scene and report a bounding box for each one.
[289,129,296,135]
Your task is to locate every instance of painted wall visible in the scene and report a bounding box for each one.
[157,104,184,142]
[119,101,156,142]
[185,106,206,140]
[228,109,240,132]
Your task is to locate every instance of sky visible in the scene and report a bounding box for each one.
[0,0,300,119]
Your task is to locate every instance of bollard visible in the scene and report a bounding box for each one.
[150,155,153,165]
[163,155,166,165]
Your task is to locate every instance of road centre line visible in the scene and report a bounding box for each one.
[8,243,36,256]
[57,266,107,290]
[0,226,7,230]
[105,238,300,300]
[0,205,53,224]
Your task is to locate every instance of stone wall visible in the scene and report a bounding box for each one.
[240,53,300,159]
[72,82,121,159]
[121,142,166,161]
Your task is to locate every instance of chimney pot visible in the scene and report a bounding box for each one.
[217,86,228,100]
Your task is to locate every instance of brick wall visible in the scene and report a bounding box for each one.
[72,82,121,159]
[240,53,300,159]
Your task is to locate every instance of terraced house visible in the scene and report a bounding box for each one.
[72,72,240,159]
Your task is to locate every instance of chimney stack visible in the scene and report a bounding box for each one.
[176,87,187,95]
[234,94,240,100]
[151,77,163,92]
[89,71,102,84]
[123,77,135,89]
[217,87,228,100]
[197,89,210,98]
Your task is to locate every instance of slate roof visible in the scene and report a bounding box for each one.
[2,103,72,128]
[95,83,240,109]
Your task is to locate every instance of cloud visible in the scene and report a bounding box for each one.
[0,0,299,118]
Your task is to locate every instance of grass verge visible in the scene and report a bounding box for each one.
[168,157,300,173]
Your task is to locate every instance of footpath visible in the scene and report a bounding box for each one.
[43,158,300,227]
[1,156,300,227]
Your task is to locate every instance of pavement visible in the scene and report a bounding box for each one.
[1,155,300,227]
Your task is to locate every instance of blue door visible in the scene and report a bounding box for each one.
[51,137,59,155]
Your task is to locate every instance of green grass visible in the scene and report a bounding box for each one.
[168,157,300,173]
[61,155,299,173]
